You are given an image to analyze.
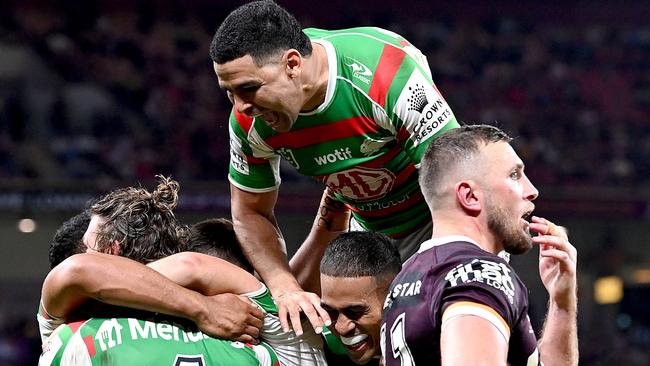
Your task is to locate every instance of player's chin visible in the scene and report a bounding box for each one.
[345,340,375,364]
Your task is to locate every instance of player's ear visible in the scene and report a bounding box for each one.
[284,49,302,79]
[455,180,481,216]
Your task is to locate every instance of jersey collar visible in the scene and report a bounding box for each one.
[299,39,337,116]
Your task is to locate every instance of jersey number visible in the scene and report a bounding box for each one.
[390,313,415,366]
[173,354,205,366]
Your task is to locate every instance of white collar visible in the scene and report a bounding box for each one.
[417,235,481,253]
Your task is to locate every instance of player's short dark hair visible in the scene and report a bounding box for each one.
[90,175,189,264]
[320,231,401,279]
[49,211,91,268]
[210,0,312,65]
[189,218,254,274]
[419,124,512,207]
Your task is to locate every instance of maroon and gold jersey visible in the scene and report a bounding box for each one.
[381,236,541,365]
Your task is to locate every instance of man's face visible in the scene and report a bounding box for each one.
[480,142,539,254]
[82,215,104,253]
[214,54,303,133]
[320,274,388,365]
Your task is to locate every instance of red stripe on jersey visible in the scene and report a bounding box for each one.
[233,109,254,133]
[368,45,406,108]
[244,153,268,165]
[84,335,96,357]
[39,304,50,320]
[349,189,423,218]
[265,116,380,149]
[398,40,411,47]
[396,126,411,144]
[68,320,86,333]
[392,163,417,188]
[356,146,402,169]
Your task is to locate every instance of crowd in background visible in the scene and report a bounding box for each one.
[0,1,648,185]
[0,1,649,365]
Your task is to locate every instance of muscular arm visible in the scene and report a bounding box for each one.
[440,315,508,366]
[43,253,214,322]
[530,217,579,365]
[231,183,330,334]
[147,252,262,295]
[290,188,350,295]
[42,252,263,342]
[231,184,295,295]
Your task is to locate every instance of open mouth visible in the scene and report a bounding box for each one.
[341,333,368,349]
[520,208,534,231]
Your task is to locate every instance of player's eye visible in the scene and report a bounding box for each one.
[342,307,367,321]
[240,85,261,93]
[510,170,521,180]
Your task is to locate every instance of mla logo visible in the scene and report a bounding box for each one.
[324,166,395,201]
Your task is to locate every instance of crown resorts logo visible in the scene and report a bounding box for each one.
[406,84,428,113]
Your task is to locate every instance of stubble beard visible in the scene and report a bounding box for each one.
[486,200,532,255]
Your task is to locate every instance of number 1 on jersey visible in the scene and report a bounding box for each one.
[390,313,415,366]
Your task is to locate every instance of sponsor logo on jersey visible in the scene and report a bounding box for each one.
[96,318,124,351]
[394,69,453,145]
[355,192,410,211]
[230,148,249,175]
[325,166,395,201]
[314,147,353,166]
[360,136,392,156]
[278,147,300,169]
[344,56,373,84]
[128,319,208,343]
[390,280,422,299]
[445,259,516,304]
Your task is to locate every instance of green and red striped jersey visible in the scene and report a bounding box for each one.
[228,27,458,237]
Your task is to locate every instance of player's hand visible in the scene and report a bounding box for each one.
[529,216,577,311]
[194,293,264,343]
[275,289,331,336]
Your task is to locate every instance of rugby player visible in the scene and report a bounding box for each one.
[381,125,578,365]
[210,0,459,334]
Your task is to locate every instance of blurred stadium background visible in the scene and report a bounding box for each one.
[0,0,649,364]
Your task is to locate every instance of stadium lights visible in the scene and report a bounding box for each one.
[17,218,37,233]
[632,269,650,284]
[594,276,624,304]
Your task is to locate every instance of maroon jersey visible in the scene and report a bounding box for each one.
[381,236,541,365]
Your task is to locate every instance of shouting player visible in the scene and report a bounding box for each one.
[210,0,458,335]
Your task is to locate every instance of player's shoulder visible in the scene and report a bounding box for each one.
[305,27,407,49]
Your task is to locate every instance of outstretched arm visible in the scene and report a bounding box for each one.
[529,216,579,365]
[231,183,331,335]
[41,253,263,343]
[290,188,350,295]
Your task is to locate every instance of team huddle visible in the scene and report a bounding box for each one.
[38,1,578,365]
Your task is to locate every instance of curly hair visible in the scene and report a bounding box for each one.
[49,210,91,268]
[90,175,189,263]
[210,0,312,65]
